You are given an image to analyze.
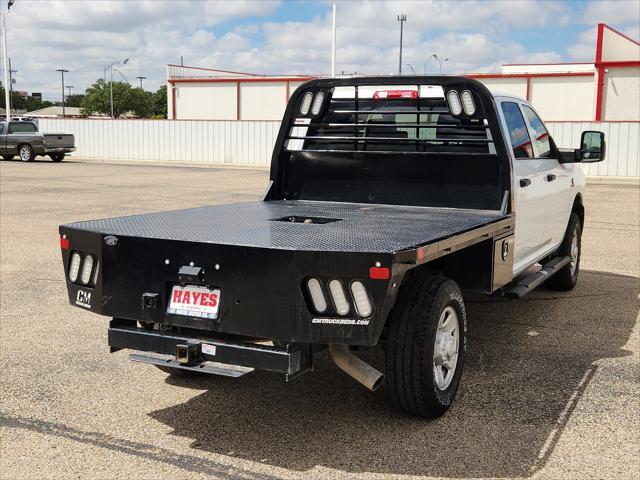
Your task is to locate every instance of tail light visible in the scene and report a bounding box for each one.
[460,90,476,115]
[306,278,327,313]
[373,89,418,100]
[447,90,463,116]
[350,281,372,317]
[328,280,350,315]
[68,252,81,282]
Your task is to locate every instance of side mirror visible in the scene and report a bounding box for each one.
[579,131,606,163]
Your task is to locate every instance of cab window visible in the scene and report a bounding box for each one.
[522,105,551,158]
[500,102,532,159]
[8,122,37,134]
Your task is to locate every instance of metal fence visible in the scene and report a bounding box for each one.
[39,118,639,177]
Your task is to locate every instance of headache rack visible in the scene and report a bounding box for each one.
[284,84,497,155]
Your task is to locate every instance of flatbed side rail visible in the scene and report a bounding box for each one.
[394,215,515,265]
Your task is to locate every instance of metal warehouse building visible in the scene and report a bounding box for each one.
[167,23,639,122]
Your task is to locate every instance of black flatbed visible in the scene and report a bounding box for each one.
[66,200,510,254]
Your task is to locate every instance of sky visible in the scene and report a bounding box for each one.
[2,0,640,101]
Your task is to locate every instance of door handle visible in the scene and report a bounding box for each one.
[547,174,557,182]
[519,178,531,187]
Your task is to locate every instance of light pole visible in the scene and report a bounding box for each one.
[397,13,406,75]
[430,54,449,74]
[331,0,336,77]
[56,68,69,117]
[2,0,16,122]
[66,85,73,97]
[109,58,129,118]
[136,76,146,89]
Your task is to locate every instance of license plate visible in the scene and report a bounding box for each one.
[167,285,220,319]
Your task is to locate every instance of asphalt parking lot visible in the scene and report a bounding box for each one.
[1,159,638,480]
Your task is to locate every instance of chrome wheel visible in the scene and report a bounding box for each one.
[19,145,33,162]
[433,306,459,390]
[569,229,579,276]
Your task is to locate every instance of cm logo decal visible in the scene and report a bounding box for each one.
[75,290,92,309]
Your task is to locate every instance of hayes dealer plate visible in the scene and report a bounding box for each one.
[167,285,220,319]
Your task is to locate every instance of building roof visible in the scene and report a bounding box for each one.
[25,106,82,117]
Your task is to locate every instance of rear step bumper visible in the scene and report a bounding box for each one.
[108,318,313,381]
[504,256,571,299]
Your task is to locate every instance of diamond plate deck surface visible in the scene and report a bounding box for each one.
[65,200,508,254]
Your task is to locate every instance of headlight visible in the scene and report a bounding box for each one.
[328,279,350,316]
[68,252,81,282]
[447,90,463,116]
[307,278,327,313]
[460,90,476,115]
[350,281,372,317]
[80,255,94,284]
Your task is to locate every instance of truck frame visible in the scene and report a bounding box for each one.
[59,76,605,417]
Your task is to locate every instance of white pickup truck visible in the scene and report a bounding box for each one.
[59,76,605,418]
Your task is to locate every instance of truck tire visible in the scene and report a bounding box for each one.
[385,274,466,418]
[546,213,581,291]
[18,144,35,162]
[50,153,65,162]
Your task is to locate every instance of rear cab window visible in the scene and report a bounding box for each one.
[286,85,494,154]
[500,102,532,159]
[8,122,37,134]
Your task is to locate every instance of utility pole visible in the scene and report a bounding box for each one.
[397,13,406,75]
[8,57,15,98]
[1,1,15,121]
[136,76,146,89]
[331,0,336,77]
[56,68,69,117]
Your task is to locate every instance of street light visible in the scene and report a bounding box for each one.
[136,76,146,89]
[109,57,129,118]
[66,85,74,97]
[430,54,449,74]
[56,68,69,117]
[406,63,416,75]
[397,13,407,75]
[2,0,17,121]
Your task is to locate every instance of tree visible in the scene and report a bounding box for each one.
[81,80,163,118]
[152,85,167,117]
[0,81,53,113]
[64,94,85,108]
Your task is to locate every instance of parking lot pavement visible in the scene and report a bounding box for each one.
[1,159,638,480]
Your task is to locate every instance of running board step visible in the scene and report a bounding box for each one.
[129,351,254,377]
[504,256,571,299]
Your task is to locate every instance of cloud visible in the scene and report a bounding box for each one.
[582,0,640,26]
[2,0,616,101]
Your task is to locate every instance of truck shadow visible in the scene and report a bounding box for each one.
[149,270,638,478]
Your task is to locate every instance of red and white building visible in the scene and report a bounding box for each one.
[167,23,639,122]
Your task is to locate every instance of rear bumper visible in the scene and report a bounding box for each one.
[45,146,75,153]
[108,318,314,381]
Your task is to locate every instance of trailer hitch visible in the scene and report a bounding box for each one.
[176,341,201,365]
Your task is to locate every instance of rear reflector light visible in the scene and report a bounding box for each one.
[60,236,69,250]
[350,281,372,317]
[307,278,327,313]
[447,90,463,116]
[80,255,94,285]
[460,90,476,115]
[328,279,350,315]
[300,91,313,115]
[311,92,325,115]
[68,252,81,282]
[369,267,390,280]
[373,89,418,100]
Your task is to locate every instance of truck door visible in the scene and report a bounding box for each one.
[498,100,550,274]
[521,105,574,249]
[0,123,6,155]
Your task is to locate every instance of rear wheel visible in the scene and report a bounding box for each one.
[18,144,35,162]
[546,213,581,291]
[385,274,466,418]
[50,153,65,162]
